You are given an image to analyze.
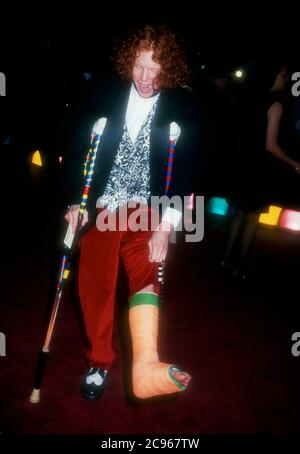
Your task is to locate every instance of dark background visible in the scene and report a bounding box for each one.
[0,9,300,441]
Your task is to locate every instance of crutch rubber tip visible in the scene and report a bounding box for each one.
[29,388,40,403]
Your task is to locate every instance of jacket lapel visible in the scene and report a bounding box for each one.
[150,90,173,194]
[94,82,131,188]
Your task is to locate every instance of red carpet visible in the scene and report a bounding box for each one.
[1,204,300,435]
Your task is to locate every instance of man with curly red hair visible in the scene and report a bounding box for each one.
[65,25,199,400]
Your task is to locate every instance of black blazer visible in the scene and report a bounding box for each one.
[64,78,200,212]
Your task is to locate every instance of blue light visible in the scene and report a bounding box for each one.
[208,197,229,216]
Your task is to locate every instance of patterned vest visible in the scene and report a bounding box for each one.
[98,99,158,211]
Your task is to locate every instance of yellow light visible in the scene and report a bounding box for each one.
[32,150,43,167]
[259,205,282,226]
[235,70,243,78]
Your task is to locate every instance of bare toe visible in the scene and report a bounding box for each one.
[170,369,191,389]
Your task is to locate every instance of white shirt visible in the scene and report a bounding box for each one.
[125,83,160,142]
[125,83,182,229]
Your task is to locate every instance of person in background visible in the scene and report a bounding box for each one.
[221,63,300,279]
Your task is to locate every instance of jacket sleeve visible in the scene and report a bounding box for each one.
[167,88,201,201]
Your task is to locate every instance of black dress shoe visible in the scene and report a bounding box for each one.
[80,367,108,400]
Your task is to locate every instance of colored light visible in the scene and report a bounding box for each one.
[32,150,43,167]
[259,205,282,226]
[187,193,195,210]
[279,209,300,231]
[232,68,246,81]
[58,156,63,163]
[208,197,229,216]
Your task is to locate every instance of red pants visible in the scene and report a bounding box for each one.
[78,207,159,369]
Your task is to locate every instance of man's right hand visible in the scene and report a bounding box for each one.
[65,205,88,233]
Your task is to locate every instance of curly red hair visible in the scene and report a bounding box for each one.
[112,25,190,89]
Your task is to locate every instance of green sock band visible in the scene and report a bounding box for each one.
[129,292,159,309]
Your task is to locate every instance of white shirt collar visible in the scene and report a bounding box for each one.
[125,83,160,142]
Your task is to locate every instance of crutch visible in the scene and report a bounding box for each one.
[29,118,107,403]
[158,122,181,298]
